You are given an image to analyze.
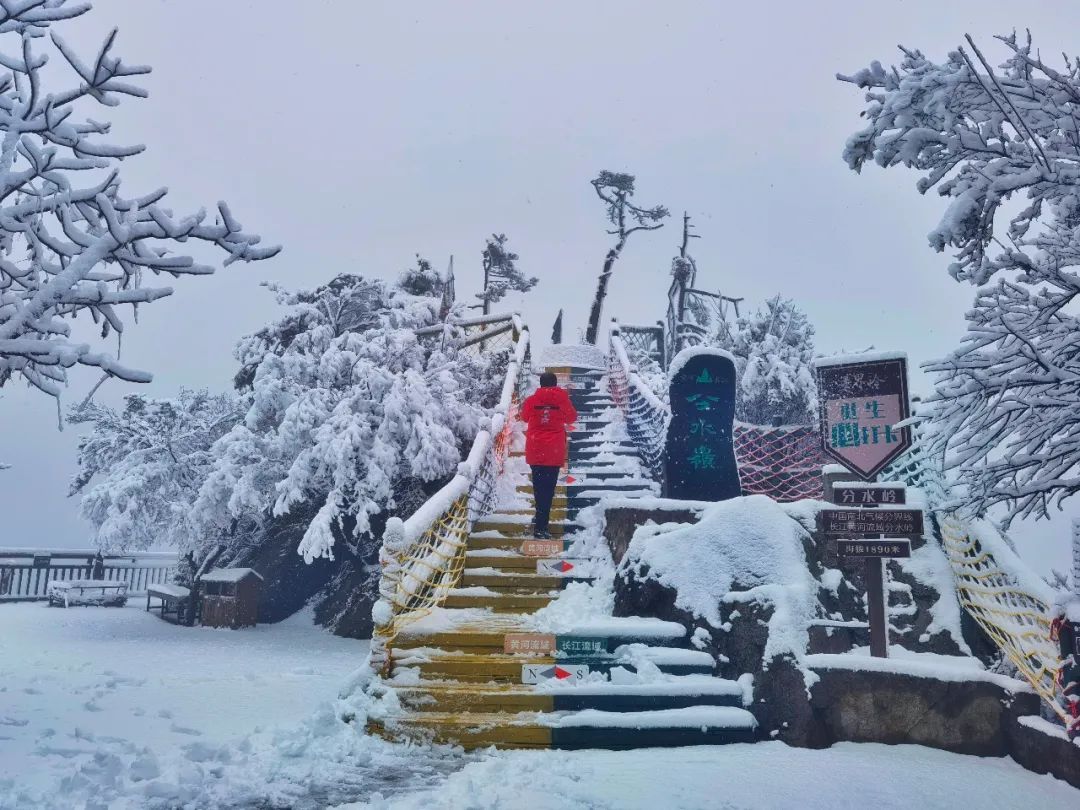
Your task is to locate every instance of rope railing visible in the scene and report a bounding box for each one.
[939,516,1069,723]
[608,322,669,481]
[370,316,530,673]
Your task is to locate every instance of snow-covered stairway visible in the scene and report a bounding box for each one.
[367,364,759,750]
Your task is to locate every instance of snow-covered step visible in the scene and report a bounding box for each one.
[371,706,757,750]
[472,517,582,538]
[396,677,748,714]
[459,571,590,593]
[441,590,556,612]
[391,648,713,683]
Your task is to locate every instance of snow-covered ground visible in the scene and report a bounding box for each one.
[366,743,1080,810]
[2,603,1077,809]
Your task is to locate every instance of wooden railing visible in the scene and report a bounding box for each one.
[0,549,178,602]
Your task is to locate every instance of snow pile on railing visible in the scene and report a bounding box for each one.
[608,323,669,481]
[370,316,530,672]
[940,516,1069,723]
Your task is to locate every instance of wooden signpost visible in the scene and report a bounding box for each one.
[814,352,921,659]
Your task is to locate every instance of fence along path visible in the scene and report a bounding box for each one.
[0,549,178,601]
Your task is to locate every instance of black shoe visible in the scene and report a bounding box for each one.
[535,529,551,540]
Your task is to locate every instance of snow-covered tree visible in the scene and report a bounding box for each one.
[69,390,241,552]
[0,2,277,398]
[193,272,503,564]
[882,399,951,509]
[585,171,668,344]
[476,234,536,315]
[839,33,1080,524]
[713,295,817,425]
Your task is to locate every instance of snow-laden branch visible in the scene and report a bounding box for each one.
[0,1,278,398]
[840,32,1080,524]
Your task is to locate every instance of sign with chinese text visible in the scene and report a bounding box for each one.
[520,539,565,557]
[818,508,924,538]
[836,539,912,558]
[664,350,740,500]
[833,485,906,506]
[814,355,912,481]
[522,663,589,684]
[504,633,556,654]
[556,636,608,656]
[32,554,51,568]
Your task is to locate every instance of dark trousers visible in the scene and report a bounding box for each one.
[530,465,561,532]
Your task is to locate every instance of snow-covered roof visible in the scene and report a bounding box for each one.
[812,350,907,368]
[200,567,263,583]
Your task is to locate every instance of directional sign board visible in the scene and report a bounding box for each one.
[832,485,906,507]
[504,633,556,654]
[818,508,924,538]
[813,354,912,481]
[537,558,589,576]
[556,636,608,656]
[521,540,564,557]
[522,663,589,684]
[836,539,911,558]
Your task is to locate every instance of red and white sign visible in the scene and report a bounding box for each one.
[521,663,589,684]
[536,558,587,576]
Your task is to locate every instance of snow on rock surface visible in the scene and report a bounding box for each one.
[619,494,818,665]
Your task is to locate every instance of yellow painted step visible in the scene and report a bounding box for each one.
[397,685,555,713]
[465,554,544,570]
[473,521,573,538]
[442,593,554,611]
[397,653,556,679]
[502,507,569,520]
[460,573,563,590]
[467,536,546,551]
[368,715,553,749]
[395,631,508,650]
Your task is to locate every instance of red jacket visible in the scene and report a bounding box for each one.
[520,386,577,466]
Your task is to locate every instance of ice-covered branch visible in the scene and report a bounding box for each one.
[0,1,279,398]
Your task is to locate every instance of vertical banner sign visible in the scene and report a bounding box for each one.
[1072,519,1080,600]
[813,353,913,481]
[664,349,740,500]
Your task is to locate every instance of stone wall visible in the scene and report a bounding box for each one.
[605,499,1080,790]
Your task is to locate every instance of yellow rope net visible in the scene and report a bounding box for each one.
[940,516,1068,722]
[370,323,528,673]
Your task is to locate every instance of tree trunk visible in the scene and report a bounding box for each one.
[585,240,625,345]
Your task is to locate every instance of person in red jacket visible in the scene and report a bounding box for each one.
[519,372,577,539]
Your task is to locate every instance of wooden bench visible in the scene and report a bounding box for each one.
[47,580,128,608]
[146,583,194,625]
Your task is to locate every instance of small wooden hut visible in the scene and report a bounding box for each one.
[199,568,263,628]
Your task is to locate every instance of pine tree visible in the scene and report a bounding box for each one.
[713,295,817,426]
[584,171,668,344]
[476,234,536,314]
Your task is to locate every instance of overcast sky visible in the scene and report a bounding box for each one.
[2,0,1077,572]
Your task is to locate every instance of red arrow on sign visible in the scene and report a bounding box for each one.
[556,561,574,573]
[553,666,573,679]
[565,475,576,484]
